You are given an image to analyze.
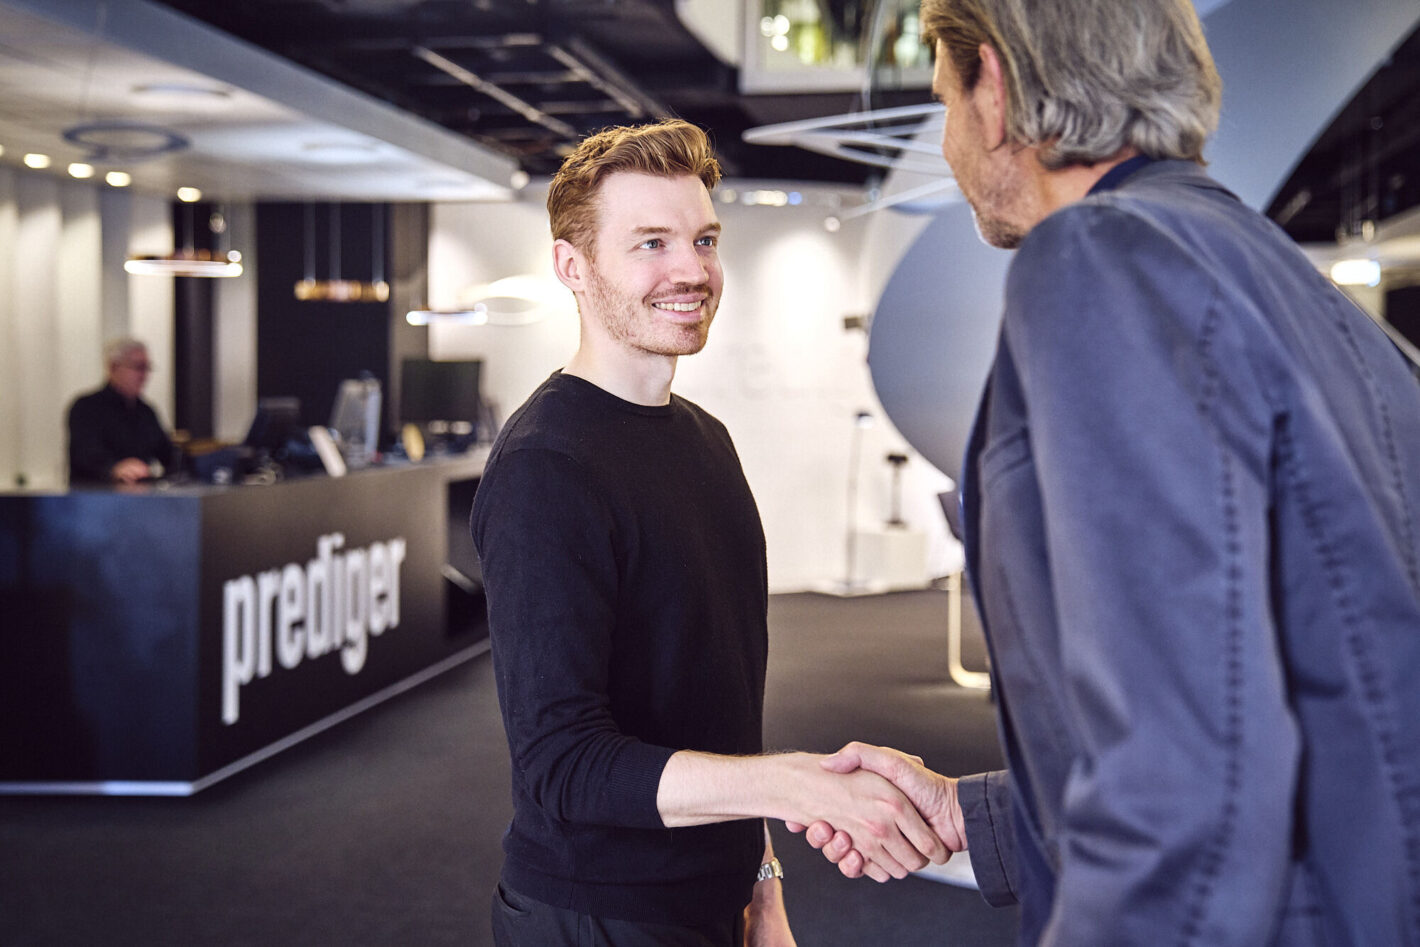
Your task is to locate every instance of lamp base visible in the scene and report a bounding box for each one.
[813,577,889,598]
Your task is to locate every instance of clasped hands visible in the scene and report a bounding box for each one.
[787,743,967,883]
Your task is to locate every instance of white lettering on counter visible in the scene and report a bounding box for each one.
[221,533,407,724]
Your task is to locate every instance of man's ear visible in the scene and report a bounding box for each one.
[974,43,1009,151]
[552,238,586,293]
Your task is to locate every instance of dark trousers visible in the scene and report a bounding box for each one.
[491,882,744,947]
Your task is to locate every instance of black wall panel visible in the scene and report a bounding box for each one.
[255,203,392,434]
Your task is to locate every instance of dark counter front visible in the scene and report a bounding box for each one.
[0,456,486,795]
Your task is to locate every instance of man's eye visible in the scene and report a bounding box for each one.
[639,238,662,249]
[696,236,717,248]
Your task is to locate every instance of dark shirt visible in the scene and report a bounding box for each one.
[67,384,174,484]
[470,372,768,927]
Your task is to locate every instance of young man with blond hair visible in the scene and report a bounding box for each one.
[472,119,946,947]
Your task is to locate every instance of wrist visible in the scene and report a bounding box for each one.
[755,856,783,884]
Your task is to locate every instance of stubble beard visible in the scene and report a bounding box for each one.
[959,166,1028,250]
[586,266,716,357]
[951,106,1030,250]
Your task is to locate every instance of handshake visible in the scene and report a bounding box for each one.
[782,742,968,884]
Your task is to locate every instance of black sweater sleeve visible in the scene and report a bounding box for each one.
[472,446,675,830]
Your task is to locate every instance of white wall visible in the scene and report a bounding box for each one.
[0,166,175,490]
[429,186,955,592]
[213,202,258,442]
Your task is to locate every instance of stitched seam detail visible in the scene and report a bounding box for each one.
[1279,417,1420,939]
[1335,312,1420,595]
[983,774,1019,902]
[1176,290,1244,947]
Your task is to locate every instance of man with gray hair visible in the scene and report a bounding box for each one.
[67,337,175,484]
[797,0,1420,943]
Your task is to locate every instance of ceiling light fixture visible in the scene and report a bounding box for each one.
[177,187,202,202]
[61,121,189,163]
[105,170,131,187]
[299,139,384,164]
[23,153,51,169]
[124,249,243,278]
[1330,258,1382,287]
[126,200,243,279]
[130,82,232,102]
[406,274,567,327]
[405,305,490,326]
[68,162,95,179]
[294,203,390,303]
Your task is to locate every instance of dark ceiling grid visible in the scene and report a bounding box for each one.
[1267,21,1420,244]
[149,0,909,183]
[149,1,1420,240]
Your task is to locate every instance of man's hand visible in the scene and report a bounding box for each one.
[656,751,948,882]
[792,757,950,880]
[786,743,967,880]
[110,458,151,484]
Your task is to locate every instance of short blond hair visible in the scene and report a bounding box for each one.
[547,119,721,253]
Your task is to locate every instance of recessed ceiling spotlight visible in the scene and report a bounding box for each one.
[418,177,469,192]
[176,186,202,202]
[23,153,51,169]
[131,82,232,99]
[300,140,383,164]
[68,162,94,179]
[510,169,530,190]
[105,171,132,187]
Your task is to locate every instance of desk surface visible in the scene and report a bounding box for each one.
[2,449,487,499]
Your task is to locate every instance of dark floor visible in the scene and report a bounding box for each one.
[0,589,1018,946]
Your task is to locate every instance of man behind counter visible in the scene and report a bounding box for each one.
[67,337,176,485]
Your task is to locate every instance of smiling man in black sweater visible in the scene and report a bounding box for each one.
[470,120,947,946]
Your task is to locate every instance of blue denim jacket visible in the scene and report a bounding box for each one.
[957,160,1420,946]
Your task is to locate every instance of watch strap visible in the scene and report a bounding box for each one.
[755,857,784,882]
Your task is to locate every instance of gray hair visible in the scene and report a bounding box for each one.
[921,0,1221,168]
[103,337,148,369]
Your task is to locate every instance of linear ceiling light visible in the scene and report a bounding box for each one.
[294,203,389,303]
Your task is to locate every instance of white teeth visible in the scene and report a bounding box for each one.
[654,301,701,312]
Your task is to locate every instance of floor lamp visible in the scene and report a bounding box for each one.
[835,410,876,595]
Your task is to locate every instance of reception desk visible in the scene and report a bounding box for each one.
[0,454,486,795]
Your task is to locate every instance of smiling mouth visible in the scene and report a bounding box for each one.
[652,300,703,313]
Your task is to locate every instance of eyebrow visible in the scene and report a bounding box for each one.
[629,223,722,238]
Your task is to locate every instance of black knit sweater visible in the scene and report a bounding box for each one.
[470,371,768,927]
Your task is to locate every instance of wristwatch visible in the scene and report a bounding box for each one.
[755,857,784,883]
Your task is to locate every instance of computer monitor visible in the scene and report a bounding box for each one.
[399,358,483,427]
[243,397,302,454]
[329,376,382,468]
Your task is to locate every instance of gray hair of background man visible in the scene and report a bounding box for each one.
[920,0,1222,169]
[103,337,147,370]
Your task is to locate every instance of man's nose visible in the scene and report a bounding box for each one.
[667,244,710,282]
